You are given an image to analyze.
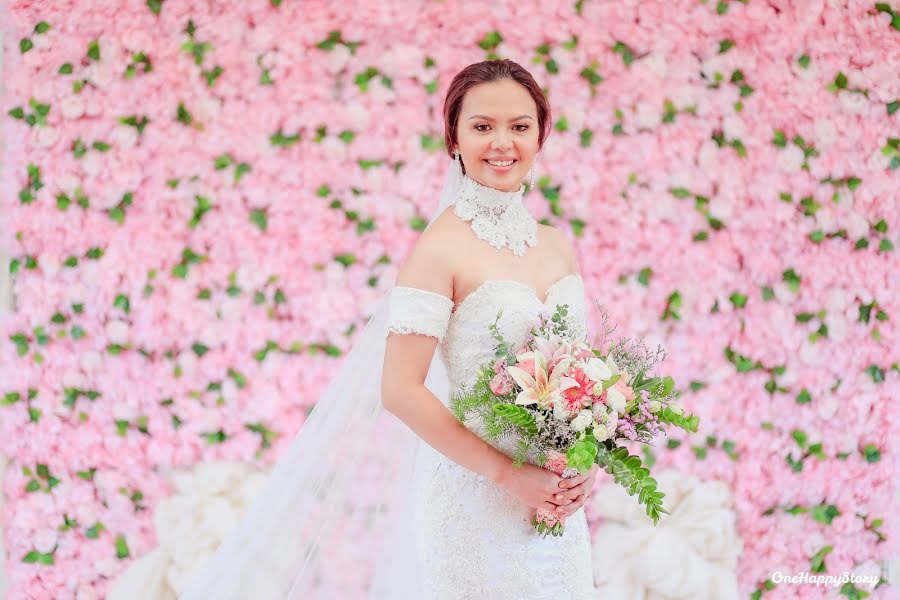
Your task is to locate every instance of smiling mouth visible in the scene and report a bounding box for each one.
[484,159,517,168]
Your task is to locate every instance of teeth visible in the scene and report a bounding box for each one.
[487,160,515,167]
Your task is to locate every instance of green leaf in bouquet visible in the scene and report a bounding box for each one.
[656,406,700,432]
[566,435,598,472]
[653,375,675,398]
[491,404,537,436]
[595,445,669,524]
[600,373,621,391]
[449,365,498,422]
[630,371,661,393]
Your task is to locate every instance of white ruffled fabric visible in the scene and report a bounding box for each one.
[113,467,744,599]
[591,469,742,600]
[108,462,268,600]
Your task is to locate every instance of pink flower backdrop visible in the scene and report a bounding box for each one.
[1,0,898,598]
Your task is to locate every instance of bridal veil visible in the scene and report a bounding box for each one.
[178,158,466,599]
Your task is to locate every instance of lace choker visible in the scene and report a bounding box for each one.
[452,174,538,257]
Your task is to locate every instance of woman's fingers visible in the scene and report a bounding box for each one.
[558,474,587,489]
[556,494,586,517]
[557,464,599,489]
[555,480,591,503]
[549,492,571,507]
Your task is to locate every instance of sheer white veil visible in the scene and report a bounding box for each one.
[178,156,465,599]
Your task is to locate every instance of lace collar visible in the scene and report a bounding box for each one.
[452,173,538,257]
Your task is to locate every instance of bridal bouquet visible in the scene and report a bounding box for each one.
[450,303,700,537]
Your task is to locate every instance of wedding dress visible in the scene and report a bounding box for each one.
[384,166,596,598]
[177,156,598,599]
[391,273,596,599]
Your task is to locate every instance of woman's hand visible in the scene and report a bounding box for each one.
[552,464,599,518]
[495,462,567,512]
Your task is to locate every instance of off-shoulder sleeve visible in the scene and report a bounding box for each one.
[385,286,454,342]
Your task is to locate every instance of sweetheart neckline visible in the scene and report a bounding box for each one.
[452,273,582,314]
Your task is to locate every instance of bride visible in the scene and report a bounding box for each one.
[179,59,599,599]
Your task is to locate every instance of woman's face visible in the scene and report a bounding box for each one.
[453,79,540,192]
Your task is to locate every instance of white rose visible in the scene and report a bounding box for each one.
[606,387,626,413]
[552,398,568,421]
[571,409,593,432]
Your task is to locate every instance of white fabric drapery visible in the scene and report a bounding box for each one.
[591,469,742,600]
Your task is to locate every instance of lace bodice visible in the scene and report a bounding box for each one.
[387,273,586,396]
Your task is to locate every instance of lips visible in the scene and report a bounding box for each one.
[484,159,517,172]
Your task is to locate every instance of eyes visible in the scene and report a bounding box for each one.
[474,124,530,132]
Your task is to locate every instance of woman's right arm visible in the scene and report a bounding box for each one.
[381,228,565,512]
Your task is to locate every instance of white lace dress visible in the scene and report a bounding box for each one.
[386,273,597,600]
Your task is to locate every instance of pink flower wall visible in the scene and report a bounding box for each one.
[1,0,898,598]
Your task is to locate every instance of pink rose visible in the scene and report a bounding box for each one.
[543,450,568,475]
[490,371,514,396]
[613,378,635,402]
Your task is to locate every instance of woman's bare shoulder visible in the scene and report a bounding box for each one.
[415,205,467,252]
[394,206,465,290]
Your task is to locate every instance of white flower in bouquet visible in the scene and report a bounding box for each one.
[570,409,593,432]
[606,386,628,413]
[552,395,569,421]
[592,402,608,423]
[600,406,619,435]
[583,356,612,383]
[604,355,623,376]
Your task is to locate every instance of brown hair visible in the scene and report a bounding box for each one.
[443,59,552,175]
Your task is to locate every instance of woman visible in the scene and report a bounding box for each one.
[381,60,599,598]
[178,59,599,599]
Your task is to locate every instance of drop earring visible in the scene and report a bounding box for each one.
[529,155,538,190]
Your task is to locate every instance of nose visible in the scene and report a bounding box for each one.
[490,129,512,151]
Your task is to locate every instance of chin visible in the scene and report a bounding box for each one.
[479,168,522,191]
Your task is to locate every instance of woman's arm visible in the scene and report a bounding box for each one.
[380,229,513,484]
[381,226,564,512]
[382,332,513,483]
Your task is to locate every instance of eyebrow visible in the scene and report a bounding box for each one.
[468,115,534,121]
